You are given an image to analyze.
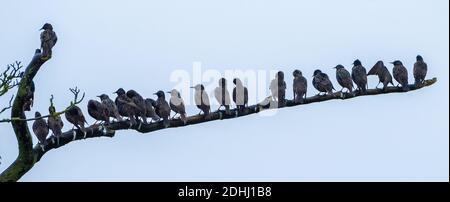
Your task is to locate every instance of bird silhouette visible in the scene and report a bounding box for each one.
[65,105,88,138]
[39,23,57,60]
[269,71,287,107]
[232,78,248,113]
[154,90,171,128]
[293,69,307,103]
[98,94,123,122]
[126,90,148,124]
[312,69,335,95]
[23,81,35,111]
[168,89,188,124]
[87,100,109,125]
[192,84,211,116]
[391,60,409,91]
[414,55,428,85]
[351,59,368,94]
[47,105,63,145]
[144,98,160,123]
[367,61,394,90]
[32,111,49,151]
[334,65,354,93]
[214,78,231,114]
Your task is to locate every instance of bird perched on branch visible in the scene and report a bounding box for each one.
[47,105,63,145]
[367,61,394,90]
[270,71,287,107]
[214,78,231,114]
[414,55,428,85]
[126,90,147,124]
[192,84,211,116]
[144,98,160,123]
[98,94,122,122]
[65,105,88,137]
[351,59,368,94]
[312,69,335,95]
[293,69,307,103]
[154,90,171,128]
[39,23,57,60]
[232,78,248,113]
[32,111,49,151]
[114,88,138,126]
[87,100,109,124]
[391,60,409,91]
[23,81,35,111]
[168,89,187,124]
[334,65,353,93]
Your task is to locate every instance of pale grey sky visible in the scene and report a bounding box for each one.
[0,0,448,181]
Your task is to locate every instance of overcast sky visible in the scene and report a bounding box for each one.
[0,0,448,181]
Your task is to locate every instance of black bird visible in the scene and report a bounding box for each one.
[334,65,353,93]
[269,71,287,107]
[87,100,109,124]
[40,23,58,60]
[114,88,139,126]
[154,90,171,127]
[351,59,368,94]
[214,78,231,114]
[144,98,160,123]
[414,55,428,85]
[32,111,49,151]
[47,105,63,145]
[23,81,35,111]
[391,60,409,91]
[232,78,248,113]
[312,69,335,95]
[168,89,187,124]
[293,69,307,103]
[65,105,88,138]
[367,61,394,90]
[192,84,211,116]
[126,90,147,124]
[98,94,123,122]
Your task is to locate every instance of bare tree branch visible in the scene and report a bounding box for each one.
[0,61,23,96]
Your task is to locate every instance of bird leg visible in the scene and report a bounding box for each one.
[39,143,45,152]
[171,113,179,119]
[375,82,381,89]
[72,130,77,141]
[138,121,142,131]
[51,134,55,144]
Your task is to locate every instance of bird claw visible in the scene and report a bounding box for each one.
[40,144,45,152]
[83,130,87,139]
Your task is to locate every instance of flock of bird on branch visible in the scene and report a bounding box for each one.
[13,24,429,150]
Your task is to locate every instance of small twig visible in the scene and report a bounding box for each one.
[0,61,23,96]
[0,95,14,115]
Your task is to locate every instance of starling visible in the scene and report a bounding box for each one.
[47,105,63,145]
[87,100,109,124]
[98,94,123,122]
[312,69,335,95]
[334,65,354,93]
[293,69,307,103]
[64,105,88,137]
[351,59,368,94]
[191,84,211,115]
[269,71,287,107]
[32,111,49,151]
[114,88,138,126]
[144,98,160,123]
[391,60,409,91]
[367,61,394,90]
[414,55,428,85]
[126,90,147,124]
[23,81,35,111]
[214,78,231,114]
[168,89,188,124]
[154,90,171,128]
[40,23,58,60]
[232,78,249,112]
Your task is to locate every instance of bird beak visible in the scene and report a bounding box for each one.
[390,62,394,64]
[190,86,194,88]
[96,95,101,98]
[166,91,171,94]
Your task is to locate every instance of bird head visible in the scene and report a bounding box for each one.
[353,59,362,66]
[276,71,285,80]
[293,69,302,77]
[190,84,204,91]
[313,69,322,77]
[154,90,165,98]
[416,55,424,62]
[114,88,125,95]
[40,23,53,31]
[334,65,345,70]
[218,78,227,87]
[48,105,56,114]
[233,78,243,86]
[126,90,138,98]
[167,89,179,97]
[390,60,403,66]
[35,111,42,118]
[97,94,109,100]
